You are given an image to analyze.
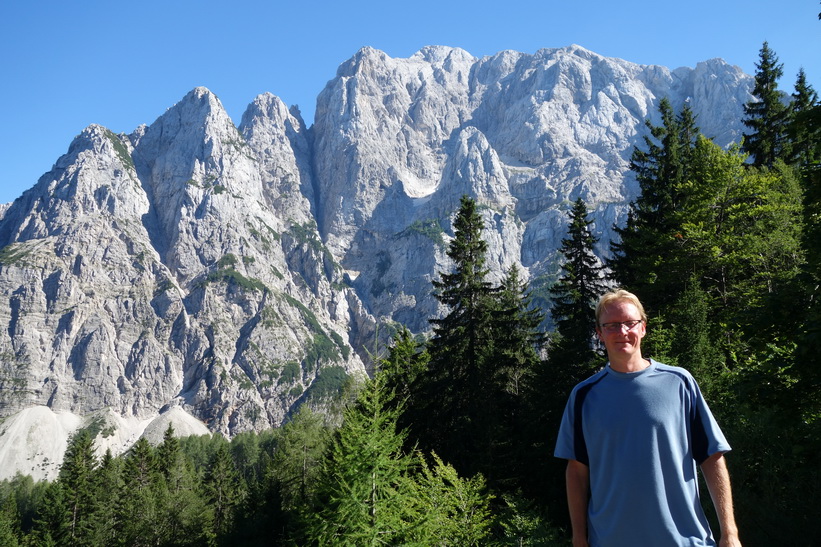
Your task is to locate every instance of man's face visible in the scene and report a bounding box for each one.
[596,300,646,360]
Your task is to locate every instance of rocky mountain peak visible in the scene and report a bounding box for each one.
[0,45,754,480]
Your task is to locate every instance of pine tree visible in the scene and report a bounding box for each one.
[609,98,698,310]
[742,41,791,167]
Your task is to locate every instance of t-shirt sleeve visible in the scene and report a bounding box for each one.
[689,376,731,465]
[554,389,583,462]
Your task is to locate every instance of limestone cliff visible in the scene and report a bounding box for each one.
[0,45,752,479]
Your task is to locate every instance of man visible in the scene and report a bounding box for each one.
[555,289,741,546]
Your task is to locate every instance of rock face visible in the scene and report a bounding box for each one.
[0,45,752,478]
[311,45,751,331]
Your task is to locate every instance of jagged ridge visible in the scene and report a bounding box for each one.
[0,45,752,479]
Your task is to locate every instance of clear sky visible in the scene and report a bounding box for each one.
[1,0,818,205]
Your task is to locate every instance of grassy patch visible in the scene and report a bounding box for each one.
[0,243,33,266]
[104,130,135,170]
[278,361,301,385]
[397,218,446,247]
[305,365,349,401]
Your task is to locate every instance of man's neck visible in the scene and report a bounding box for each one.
[609,355,650,373]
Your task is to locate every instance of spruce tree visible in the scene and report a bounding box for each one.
[155,425,212,546]
[549,198,607,385]
[525,198,606,513]
[379,326,429,415]
[742,41,791,167]
[490,264,546,489]
[0,495,20,547]
[788,68,821,170]
[57,430,98,546]
[117,437,162,546]
[90,450,121,546]
[494,265,545,399]
[205,443,241,540]
[608,98,698,311]
[411,195,499,478]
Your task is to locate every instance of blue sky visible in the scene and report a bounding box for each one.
[1,0,818,205]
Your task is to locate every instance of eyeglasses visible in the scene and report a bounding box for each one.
[598,319,644,333]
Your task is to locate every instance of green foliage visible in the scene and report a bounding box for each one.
[104,130,135,170]
[548,198,607,383]
[304,365,350,401]
[304,375,419,545]
[609,97,699,311]
[217,254,238,268]
[204,267,268,293]
[787,68,821,170]
[676,139,804,336]
[494,493,565,546]
[271,406,331,513]
[411,453,493,545]
[303,333,341,372]
[329,330,351,360]
[379,327,430,410]
[398,218,446,247]
[278,361,301,385]
[411,196,501,478]
[205,444,241,539]
[742,42,792,167]
[0,243,36,267]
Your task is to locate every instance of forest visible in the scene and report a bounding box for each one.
[0,42,819,546]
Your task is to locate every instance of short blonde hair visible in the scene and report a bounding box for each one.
[595,289,647,325]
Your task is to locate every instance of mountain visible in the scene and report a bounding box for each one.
[0,44,752,480]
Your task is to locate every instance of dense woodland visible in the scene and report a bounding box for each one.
[1,42,820,546]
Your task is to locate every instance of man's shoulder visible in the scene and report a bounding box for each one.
[571,365,609,392]
[648,360,700,389]
[651,360,695,378]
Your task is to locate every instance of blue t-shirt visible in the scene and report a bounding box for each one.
[554,359,731,546]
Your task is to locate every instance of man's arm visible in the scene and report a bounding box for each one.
[566,459,590,547]
[700,452,741,547]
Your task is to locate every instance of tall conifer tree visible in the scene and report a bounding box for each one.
[205,443,241,540]
[609,98,698,311]
[117,437,162,546]
[57,430,98,546]
[549,198,607,383]
[742,42,791,167]
[412,195,499,478]
[788,68,820,170]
